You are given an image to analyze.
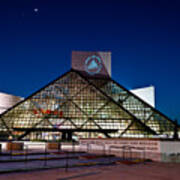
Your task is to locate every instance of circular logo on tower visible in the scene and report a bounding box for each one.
[84,55,102,75]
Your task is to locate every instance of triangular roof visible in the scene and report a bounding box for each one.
[0,69,176,140]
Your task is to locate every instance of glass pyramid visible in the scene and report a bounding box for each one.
[0,69,176,141]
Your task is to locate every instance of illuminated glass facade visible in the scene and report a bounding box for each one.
[0,69,176,141]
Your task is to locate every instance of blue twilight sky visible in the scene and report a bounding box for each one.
[0,0,180,122]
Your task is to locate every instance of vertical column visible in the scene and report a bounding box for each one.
[67,132,72,141]
[62,132,66,141]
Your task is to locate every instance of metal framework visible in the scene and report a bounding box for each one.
[0,69,177,141]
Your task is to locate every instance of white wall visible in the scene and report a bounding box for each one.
[130,86,155,107]
[0,92,23,114]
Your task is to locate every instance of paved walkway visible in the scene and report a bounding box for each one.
[0,162,180,180]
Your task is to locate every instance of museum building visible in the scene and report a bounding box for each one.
[0,51,178,141]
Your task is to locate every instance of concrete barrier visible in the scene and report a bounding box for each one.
[79,138,180,162]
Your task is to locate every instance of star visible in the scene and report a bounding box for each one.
[34,8,39,13]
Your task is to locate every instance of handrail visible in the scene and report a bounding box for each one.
[108,145,146,160]
[86,141,106,154]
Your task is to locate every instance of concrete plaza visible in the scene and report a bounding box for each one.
[0,162,180,180]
